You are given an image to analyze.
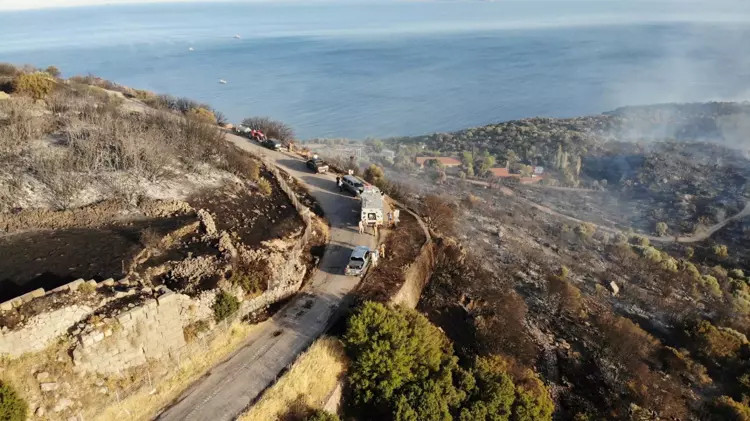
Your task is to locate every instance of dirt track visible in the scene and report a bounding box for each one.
[514,187,750,244]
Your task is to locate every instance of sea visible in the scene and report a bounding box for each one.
[1,0,750,139]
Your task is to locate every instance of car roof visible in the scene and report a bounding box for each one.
[343,175,363,184]
[350,246,371,258]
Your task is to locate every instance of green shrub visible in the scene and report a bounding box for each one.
[212,291,240,322]
[363,164,385,184]
[304,410,340,421]
[188,107,217,124]
[0,381,28,421]
[701,275,722,298]
[343,302,554,421]
[13,72,55,99]
[257,177,272,196]
[655,222,668,236]
[343,302,464,419]
[689,320,747,360]
[714,244,729,258]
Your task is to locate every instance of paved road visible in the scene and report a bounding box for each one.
[157,134,375,421]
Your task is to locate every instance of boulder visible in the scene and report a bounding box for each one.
[609,281,620,296]
[52,398,73,413]
[40,382,58,392]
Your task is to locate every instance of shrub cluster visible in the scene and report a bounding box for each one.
[343,302,554,421]
[12,72,56,100]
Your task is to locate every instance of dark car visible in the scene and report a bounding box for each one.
[261,138,283,150]
[306,158,329,173]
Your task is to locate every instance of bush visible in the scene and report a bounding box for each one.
[242,116,294,142]
[712,396,750,421]
[689,320,748,360]
[0,63,18,77]
[230,259,269,296]
[655,222,668,236]
[0,381,27,421]
[363,164,385,184]
[304,410,340,421]
[12,72,55,99]
[212,291,240,322]
[257,177,272,196]
[344,302,464,419]
[343,302,554,421]
[714,244,729,258]
[45,65,61,78]
[422,195,456,235]
[188,107,217,124]
[183,319,210,342]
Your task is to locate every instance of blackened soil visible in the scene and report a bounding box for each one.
[187,173,304,246]
[0,216,194,302]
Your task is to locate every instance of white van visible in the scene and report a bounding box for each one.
[360,186,384,227]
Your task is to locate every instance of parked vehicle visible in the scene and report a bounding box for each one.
[261,138,283,150]
[306,158,329,173]
[360,186,384,227]
[342,175,365,196]
[345,246,372,276]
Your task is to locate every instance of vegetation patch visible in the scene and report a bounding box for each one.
[238,337,348,421]
[0,381,27,421]
[342,302,553,421]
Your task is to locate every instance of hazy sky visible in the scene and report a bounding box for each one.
[0,0,317,11]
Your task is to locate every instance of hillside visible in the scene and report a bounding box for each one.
[351,103,750,420]
[0,64,332,421]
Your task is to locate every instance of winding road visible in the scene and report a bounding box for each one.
[156,134,375,421]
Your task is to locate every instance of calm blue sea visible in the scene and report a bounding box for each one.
[1,1,749,139]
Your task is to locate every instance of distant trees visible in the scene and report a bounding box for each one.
[44,65,61,78]
[241,116,294,142]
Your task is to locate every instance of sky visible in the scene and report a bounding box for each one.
[0,0,302,11]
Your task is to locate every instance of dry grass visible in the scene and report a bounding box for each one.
[238,337,348,421]
[94,321,261,421]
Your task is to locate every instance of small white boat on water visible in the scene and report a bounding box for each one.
[233,34,241,39]
[218,79,227,84]
[188,47,194,51]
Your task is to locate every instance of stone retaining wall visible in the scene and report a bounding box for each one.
[389,241,436,308]
[0,304,93,357]
[72,292,186,373]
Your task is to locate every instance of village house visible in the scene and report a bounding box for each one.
[489,167,544,184]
